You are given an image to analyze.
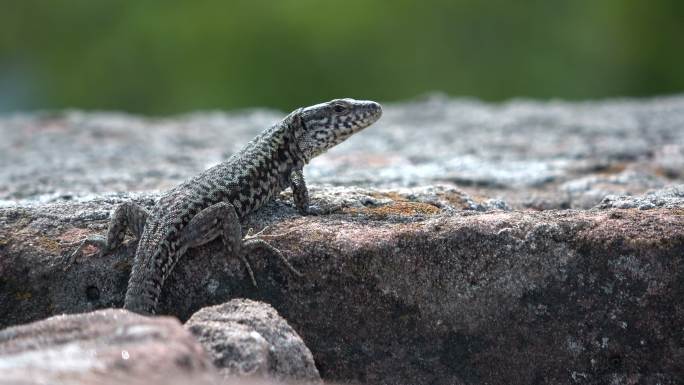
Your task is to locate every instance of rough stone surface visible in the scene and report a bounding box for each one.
[597,184,684,210]
[0,309,219,385]
[2,95,684,208]
[1,96,684,384]
[0,185,497,329]
[1,186,682,384]
[185,299,321,384]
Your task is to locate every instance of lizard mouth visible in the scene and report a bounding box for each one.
[367,102,383,122]
[358,103,383,130]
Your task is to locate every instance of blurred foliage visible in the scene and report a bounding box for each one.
[1,0,683,114]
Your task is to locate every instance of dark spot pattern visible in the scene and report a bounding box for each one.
[124,99,382,314]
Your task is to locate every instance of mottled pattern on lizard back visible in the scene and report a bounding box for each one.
[124,99,382,314]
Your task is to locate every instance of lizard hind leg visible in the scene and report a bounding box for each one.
[177,202,301,287]
[243,232,303,278]
[63,201,149,271]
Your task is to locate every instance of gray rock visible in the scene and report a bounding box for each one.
[598,184,684,209]
[0,186,493,329]
[2,96,684,384]
[561,170,668,209]
[1,186,683,384]
[0,309,220,385]
[185,299,321,384]
[654,144,684,178]
[2,95,684,208]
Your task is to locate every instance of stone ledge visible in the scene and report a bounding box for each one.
[1,186,682,384]
[3,95,684,384]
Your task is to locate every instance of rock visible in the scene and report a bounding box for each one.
[2,95,684,208]
[561,170,668,209]
[654,144,684,178]
[0,309,220,385]
[2,95,684,384]
[598,184,684,210]
[1,186,683,384]
[185,299,321,384]
[0,186,493,329]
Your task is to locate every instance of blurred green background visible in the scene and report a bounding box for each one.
[1,0,683,114]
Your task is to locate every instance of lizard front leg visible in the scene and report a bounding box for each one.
[290,168,323,215]
[64,202,149,270]
[177,202,302,287]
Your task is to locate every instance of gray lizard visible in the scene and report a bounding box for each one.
[66,98,382,314]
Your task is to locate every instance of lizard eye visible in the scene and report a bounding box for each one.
[333,104,348,114]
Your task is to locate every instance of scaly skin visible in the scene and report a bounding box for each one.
[67,98,382,314]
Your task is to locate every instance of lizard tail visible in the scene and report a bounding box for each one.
[123,250,165,315]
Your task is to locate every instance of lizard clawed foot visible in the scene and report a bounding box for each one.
[62,235,107,271]
[240,237,303,287]
[303,204,325,216]
[245,226,271,238]
[245,224,304,239]
[239,225,304,287]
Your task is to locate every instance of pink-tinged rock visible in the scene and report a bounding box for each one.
[0,309,220,385]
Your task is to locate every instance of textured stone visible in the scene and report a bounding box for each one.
[2,96,684,384]
[598,184,684,210]
[561,170,668,209]
[185,299,321,384]
[0,186,496,329]
[0,309,219,385]
[2,95,684,208]
[1,186,682,384]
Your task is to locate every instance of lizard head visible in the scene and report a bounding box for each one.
[295,98,382,161]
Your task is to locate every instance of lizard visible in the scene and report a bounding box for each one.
[65,98,382,315]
